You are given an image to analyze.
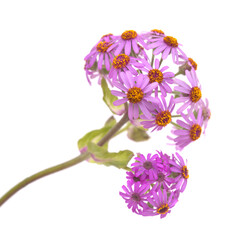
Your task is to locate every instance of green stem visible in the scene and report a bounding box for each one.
[0,152,90,207]
[174,72,181,77]
[150,51,155,67]
[171,115,181,118]
[0,112,130,207]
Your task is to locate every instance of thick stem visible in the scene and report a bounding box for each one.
[0,112,129,207]
[98,112,129,146]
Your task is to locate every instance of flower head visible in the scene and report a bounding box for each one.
[143,189,178,218]
[169,108,203,150]
[108,54,140,81]
[141,95,175,132]
[107,30,147,56]
[147,35,187,64]
[131,153,159,181]
[139,58,174,97]
[119,181,150,214]
[169,152,189,192]
[111,71,159,120]
[84,40,114,72]
[174,69,203,115]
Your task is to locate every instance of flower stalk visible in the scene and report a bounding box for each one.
[0,111,129,207]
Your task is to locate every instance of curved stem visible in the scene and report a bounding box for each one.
[0,112,129,207]
[0,152,90,207]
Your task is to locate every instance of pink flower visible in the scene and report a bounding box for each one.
[107,30,147,56]
[111,71,158,120]
[84,40,114,72]
[139,58,174,97]
[108,54,140,82]
[169,152,189,192]
[174,69,203,115]
[148,35,187,64]
[168,108,203,150]
[141,95,175,132]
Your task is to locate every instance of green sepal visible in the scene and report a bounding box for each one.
[77,116,116,151]
[101,78,125,115]
[127,125,150,142]
[87,142,133,170]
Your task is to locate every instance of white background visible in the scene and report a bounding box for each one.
[0,0,239,239]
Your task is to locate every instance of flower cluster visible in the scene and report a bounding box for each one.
[120,151,188,218]
[84,29,211,150]
[84,29,211,219]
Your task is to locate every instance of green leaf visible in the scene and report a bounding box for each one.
[101,78,125,115]
[127,125,150,142]
[87,142,133,170]
[77,116,116,151]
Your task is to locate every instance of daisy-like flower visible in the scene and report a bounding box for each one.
[108,54,140,81]
[107,30,147,56]
[169,152,189,192]
[100,33,115,42]
[139,58,174,97]
[143,188,178,218]
[119,181,150,214]
[111,71,158,120]
[199,98,211,134]
[143,29,166,44]
[147,35,187,64]
[131,153,159,181]
[126,170,145,184]
[141,95,175,132]
[169,108,203,150]
[174,69,203,115]
[84,40,114,72]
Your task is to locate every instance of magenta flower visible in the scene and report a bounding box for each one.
[84,40,114,72]
[148,35,187,64]
[107,30,147,56]
[143,189,178,218]
[142,29,166,43]
[111,71,158,120]
[119,181,150,214]
[108,54,140,81]
[131,153,159,181]
[169,108,203,150]
[169,152,189,192]
[139,58,174,97]
[141,95,175,132]
[174,69,203,115]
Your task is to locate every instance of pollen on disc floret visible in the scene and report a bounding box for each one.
[113,54,130,69]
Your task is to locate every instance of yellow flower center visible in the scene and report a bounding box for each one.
[112,54,130,69]
[181,165,189,179]
[157,204,169,215]
[188,58,197,70]
[96,41,112,53]
[190,124,202,141]
[148,69,163,83]
[163,36,178,47]
[121,30,137,40]
[151,29,165,35]
[190,87,202,103]
[155,111,172,127]
[127,87,144,103]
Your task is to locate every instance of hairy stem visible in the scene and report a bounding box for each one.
[0,111,129,207]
